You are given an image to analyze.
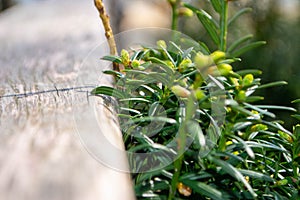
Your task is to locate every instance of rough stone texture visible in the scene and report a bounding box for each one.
[0,0,135,199]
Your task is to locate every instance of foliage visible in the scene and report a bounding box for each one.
[92,0,300,199]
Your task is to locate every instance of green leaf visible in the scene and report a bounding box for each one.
[103,70,124,78]
[125,116,177,126]
[228,34,253,53]
[236,69,262,76]
[231,41,266,57]
[208,156,257,198]
[256,81,288,89]
[254,105,296,112]
[246,140,286,152]
[231,104,257,117]
[182,47,193,59]
[182,180,226,200]
[245,96,264,103]
[101,55,122,63]
[292,99,300,103]
[145,72,173,86]
[217,58,241,65]
[187,120,206,147]
[124,69,149,76]
[238,169,274,182]
[146,58,175,75]
[243,102,276,118]
[119,98,151,103]
[91,86,126,99]
[228,8,252,27]
[120,107,141,115]
[184,3,220,45]
[199,41,211,54]
[292,114,300,120]
[231,135,255,159]
[211,0,222,13]
[160,47,176,67]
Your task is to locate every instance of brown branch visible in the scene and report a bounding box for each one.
[94,0,124,72]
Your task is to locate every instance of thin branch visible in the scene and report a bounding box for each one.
[94,0,124,72]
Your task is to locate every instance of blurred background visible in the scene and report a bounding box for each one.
[1,0,299,129]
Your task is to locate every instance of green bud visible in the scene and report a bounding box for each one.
[236,90,246,101]
[171,85,191,98]
[137,66,145,70]
[157,40,167,49]
[178,78,188,88]
[178,58,192,72]
[178,7,194,17]
[131,59,140,68]
[217,63,232,76]
[210,50,226,63]
[207,66,219,76]
[121,49,130,67]
[193,73,204,89]
[278,130,293,143]
[194,89,206,100]
[250,124,268,132]
[165,60,175,69]
[194,53,213,69]
[276,179,288,186]
[242,74,254,86]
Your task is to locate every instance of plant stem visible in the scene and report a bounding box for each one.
[220,0,229,51]
[168,97,195,200]
[168,0,181,31]
[94,0,123,72]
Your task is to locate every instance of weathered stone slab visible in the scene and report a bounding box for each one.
[0,1,135,199]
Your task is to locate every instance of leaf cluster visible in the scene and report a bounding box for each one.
[92,0,300,199]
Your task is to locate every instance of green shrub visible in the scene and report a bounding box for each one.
[93,0,299,199]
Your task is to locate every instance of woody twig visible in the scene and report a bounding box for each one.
[94,0,124,72]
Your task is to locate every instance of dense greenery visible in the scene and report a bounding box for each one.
[93,0,299,199]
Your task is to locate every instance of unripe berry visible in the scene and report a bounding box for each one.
[242,74,254,86]
[178,7,193,17]
[210,50,226,63]
[217,63,232,76]
[131,59,140,68]
[178,58,192,72]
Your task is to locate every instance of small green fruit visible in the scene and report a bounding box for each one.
[131,59,140,68]
[210,50,226,63]
[217,63,232,76]
[178,7,193,17]
[242,74,254,86]
[236,90,246,101]
[178,58,192,72]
